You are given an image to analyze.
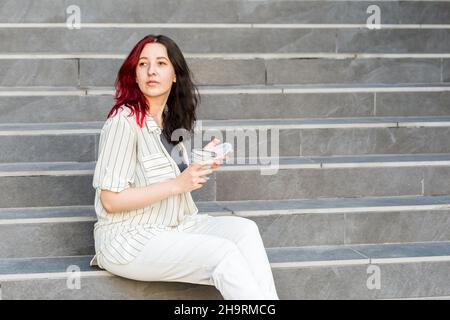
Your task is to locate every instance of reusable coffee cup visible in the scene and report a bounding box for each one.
[191,149,217,168]
[190,149,218,181]
[191,143,233,180]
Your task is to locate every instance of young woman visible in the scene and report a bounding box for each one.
[90,34,279,300]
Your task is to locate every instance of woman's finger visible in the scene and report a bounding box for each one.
[196,159,215,167]
[194,177,207,185]
[203,138,221,151]
[195,168,213,176]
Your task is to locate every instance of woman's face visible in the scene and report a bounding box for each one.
[135,42,176,102]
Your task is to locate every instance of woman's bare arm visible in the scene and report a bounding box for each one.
[101,179,178,213]
[100,161,216,214]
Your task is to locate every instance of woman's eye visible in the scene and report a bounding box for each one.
[138,62,165,66]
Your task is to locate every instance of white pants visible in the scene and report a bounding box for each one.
[98,214,279,300]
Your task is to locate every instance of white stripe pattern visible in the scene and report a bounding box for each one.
[90,106,198,266]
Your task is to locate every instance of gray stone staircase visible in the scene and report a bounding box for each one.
[1,0,450,299]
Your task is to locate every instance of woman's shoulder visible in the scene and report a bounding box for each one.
[102,105,137,132]
[110,105,135,119]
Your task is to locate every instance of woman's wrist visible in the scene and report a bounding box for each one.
[168,178,182,196]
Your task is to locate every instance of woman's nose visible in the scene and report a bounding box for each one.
[147,63,157,75]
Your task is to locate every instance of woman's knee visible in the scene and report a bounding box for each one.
[233,216,260,236]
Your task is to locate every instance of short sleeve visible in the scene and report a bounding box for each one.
[93,113,137,193]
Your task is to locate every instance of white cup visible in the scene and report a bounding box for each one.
[191,149,218,178]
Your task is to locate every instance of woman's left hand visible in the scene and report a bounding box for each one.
[203,138,232,169]
[203,138,221,152]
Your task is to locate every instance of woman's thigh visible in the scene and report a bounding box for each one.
[186,215,261,246]
[99,230,239,285]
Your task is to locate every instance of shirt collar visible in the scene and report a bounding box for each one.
[145,113,162,134]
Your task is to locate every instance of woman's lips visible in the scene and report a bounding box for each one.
[147,81,159,85]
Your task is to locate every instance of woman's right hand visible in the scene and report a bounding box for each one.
[172,160,215,193]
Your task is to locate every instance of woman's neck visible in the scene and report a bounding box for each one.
[147,102,166,129]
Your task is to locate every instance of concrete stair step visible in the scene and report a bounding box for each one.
[3,0,449,24]
[0,28,336,54]
[2,84,450,122]
[1,117,450,162]
[5,153,450,171]
[1,241,450,299]
[2,115,450,130]
[82,58,448,87]
[1,57,449,87]
[1,27,450,55]
[2,83,450,94]
[1,92,450,123]
[1,195,450,258]
[1,154,450,206]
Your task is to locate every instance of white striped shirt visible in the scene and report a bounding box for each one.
[90,106,198,267]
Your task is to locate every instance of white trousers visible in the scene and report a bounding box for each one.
[98,214,279,300]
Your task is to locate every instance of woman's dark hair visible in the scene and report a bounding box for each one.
[107,34,200,145]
